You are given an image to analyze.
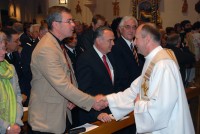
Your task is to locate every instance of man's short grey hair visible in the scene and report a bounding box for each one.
[119,16,138,27]
[46,6,71,30]
[93,26,113,40]
[30,24,41,33]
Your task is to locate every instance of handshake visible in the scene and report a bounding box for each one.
[92,95,108,111]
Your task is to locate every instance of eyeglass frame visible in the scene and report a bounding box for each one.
[122,25,137,30]
[55,19,75,24]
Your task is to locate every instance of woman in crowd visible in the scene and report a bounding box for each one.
[0,31,23,134]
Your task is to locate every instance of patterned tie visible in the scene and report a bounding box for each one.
[131,43,139,66]
[73,49,76,57]
[102,55,112,80]
[61,45,73,83]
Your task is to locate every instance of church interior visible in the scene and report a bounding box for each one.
[0,0,200,133]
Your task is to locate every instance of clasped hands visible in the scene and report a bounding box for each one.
[92,94,108,111]
[67,94,108,111]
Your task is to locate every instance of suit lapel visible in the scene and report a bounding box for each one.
[119,37,133,54]
[90,48,113,84]
[5,54,12,64]
[47,33,78,86]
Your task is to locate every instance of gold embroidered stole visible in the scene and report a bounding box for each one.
[141,49,178,101]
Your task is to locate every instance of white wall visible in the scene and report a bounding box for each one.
[95,0,133,24]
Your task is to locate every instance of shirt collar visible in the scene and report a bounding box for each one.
[65,45,74,53]
[93,45,104,59]
[49,32,62,45]
[121,36,134,48]
[145,46,163,61]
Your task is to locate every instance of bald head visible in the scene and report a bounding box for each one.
[140,23,161,43]
[134,23,161,56]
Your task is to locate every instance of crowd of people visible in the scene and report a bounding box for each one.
[160,20,199,87]
[0,5,197,134]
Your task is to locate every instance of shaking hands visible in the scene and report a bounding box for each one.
[92,94,108,111]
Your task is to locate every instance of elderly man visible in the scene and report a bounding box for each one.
[20,24,48,106]
[29,24,40,44]
[111,16,144,90]
[103,23,195,133]
[28,6,106,134]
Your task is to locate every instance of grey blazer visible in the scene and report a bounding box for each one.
[0,65,23,134]
[28,33,95,134]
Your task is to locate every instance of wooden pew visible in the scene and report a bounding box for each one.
[22,110,28,122]
[85,113,134,134]
[84,87,200,134]
[22,87,200,134]
[186,87,200,134]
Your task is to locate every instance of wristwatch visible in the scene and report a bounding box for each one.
[7,126,11,130]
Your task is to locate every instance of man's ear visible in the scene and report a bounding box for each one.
[96,37,100,44]
[145,34,151,45]
[52,21,58,30]
[119,26,122,33]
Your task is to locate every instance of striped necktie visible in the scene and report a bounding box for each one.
[130,43,139,66]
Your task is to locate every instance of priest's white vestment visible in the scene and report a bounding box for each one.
[107,46,195,134]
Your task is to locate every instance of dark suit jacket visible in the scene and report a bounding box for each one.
[20,41,38,102]
[19,33,33,47]
[79,28,94,51]
[111,37,144,89]
[5,52,26,95]
[64,45,83,72]
[64,45,84,127]
[76,47,123,125]
[165,45,195,85]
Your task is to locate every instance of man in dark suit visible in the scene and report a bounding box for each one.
[62,32,84,128]
[112,16,144,89]
[165,33,195,87]
[19,22,33,47]
[2,27,28,104]
[76,26,124,125]
[80,14,106,51]
[20,24,48,106]
[63,32,83,72]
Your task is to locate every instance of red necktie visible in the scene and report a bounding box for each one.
[102,55,112,80]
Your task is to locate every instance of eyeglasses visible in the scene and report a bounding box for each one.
[123,25,137,30]
[55,19,75,24]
